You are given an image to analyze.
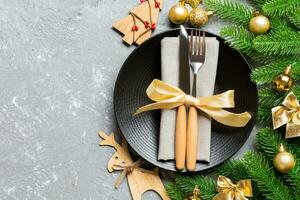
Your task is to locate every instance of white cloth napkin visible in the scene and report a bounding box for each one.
[158,36,219,162]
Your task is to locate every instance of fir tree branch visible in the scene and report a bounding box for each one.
[251,58,300,85]
[253,28,300,56]
[216,160,263,200]
[257,106,273,123]
[219,26,256,55]
[288,9,300,29]
[205,0,253,26]
[174,175,217,200]
[256,85,300,123]
[255,127,300,161]
[256,128,300,197]
[166,182,185,200]
[258,87,285,107]
[216,159,249,181]
[262,0,300,16]
[243,151,293,200]
[256,128,284,157]
[253,0,271,7]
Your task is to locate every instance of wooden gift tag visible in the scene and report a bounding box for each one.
[113,0,163,45]
[99,131,170,200]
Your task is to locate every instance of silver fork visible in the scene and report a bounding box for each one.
[186,29,206,171]
[190,30,206,96]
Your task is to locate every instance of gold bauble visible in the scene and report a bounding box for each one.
[273,144,296,173]
[189,8,213,28]
[249,11,270,34]
[168,2,189,25]
[273,64,293,92]
[185,185,201,200]
[186,0,201,8]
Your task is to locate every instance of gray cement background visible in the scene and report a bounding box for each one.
[0,0,256,199]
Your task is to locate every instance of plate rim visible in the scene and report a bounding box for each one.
[113,28,258,172]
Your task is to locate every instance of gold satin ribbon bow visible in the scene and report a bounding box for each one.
[272,92,300,138]
[135,79,251,127]
[113,159,146,188]
[213,176,253,200]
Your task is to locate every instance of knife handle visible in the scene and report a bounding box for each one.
[186,106,198,171]
[175,105,187,170]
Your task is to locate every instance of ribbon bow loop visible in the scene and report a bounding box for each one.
[272,92,300,138]
[213,176,253,200]
[113,159,145,188]
[135,79,251,127]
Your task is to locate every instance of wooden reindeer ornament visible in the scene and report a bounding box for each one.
[99,131,170,200]
[113,0,163,45]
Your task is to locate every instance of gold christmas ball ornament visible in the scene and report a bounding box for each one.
[186,0,201,8]
[249,10,270,34]
[273,144,296,173]
[168,2,189,25]
[185,185,201,200]
[273,64,293,92]
[189,8,213,28]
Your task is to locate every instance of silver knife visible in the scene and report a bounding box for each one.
[175,25,190,170]
[179,26,190,94]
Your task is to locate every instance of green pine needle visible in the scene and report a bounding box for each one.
[174,175,217,200]
[220,26,256,54]
[256,85,300,123]
[257,106,273,123]
[288,9,300,29]
[258,87,284,107]
[166,182,185,200]
[216,159,249,181]
[256,128,284,158]
[243,152,293,200]
[251,58,300,85]
[253,28,300,56]
[263,0,300,16]
[253,0,271,7]
[205,0,253,26]
[256,128,300,197]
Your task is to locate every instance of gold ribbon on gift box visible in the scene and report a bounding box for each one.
[272,92,300,138]
[134,79,251,127]
[212,176,253,200]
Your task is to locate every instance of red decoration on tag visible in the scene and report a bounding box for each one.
[132,25,139,31]
[144,21,150,29]
[151,23,156,30]
[154,0,160,8]
[140,0,145,3]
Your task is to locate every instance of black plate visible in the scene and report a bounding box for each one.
[114,29,257,172]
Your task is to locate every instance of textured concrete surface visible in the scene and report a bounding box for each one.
[0,0,256,199]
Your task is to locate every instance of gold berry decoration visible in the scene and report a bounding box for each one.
[249,10,270,34]
[189,8,213,28]
[168,1,189,25]
[273,64,293,92]
[273,144,296,173]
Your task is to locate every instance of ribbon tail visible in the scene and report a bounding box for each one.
[272,106,289,129]
[237,179,253,198]
[286,122,300,139]
[199,107,252,127]
[114,169,128,188]
[134,101,182,115]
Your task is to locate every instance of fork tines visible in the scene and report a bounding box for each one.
[190,30,205,56]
